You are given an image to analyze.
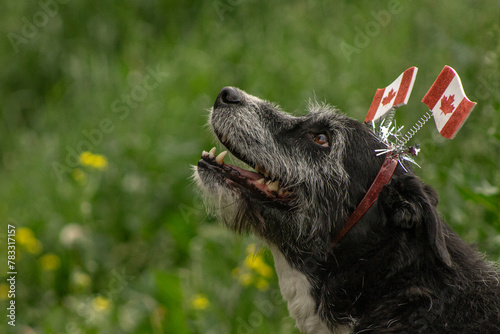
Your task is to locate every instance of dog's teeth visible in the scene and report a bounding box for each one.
[221,134,228,143]
[268,180,279,192]
[202,150,208,157]
[257,178,265,184]
[216,150,228,164]
[209,147,216,158]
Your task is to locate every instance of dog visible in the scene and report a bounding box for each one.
[194,87,500,333]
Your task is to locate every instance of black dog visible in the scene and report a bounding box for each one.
[195,87,500,333]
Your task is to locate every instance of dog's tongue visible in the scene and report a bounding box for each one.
[225,164,262,181]
[225,163,281,197]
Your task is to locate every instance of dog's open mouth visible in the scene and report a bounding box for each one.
[197,146,292,201]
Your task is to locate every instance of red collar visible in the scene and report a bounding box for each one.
[328,153,399,250]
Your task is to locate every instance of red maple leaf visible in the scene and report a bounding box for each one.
[381,89,396,106]
[440,94,455,115]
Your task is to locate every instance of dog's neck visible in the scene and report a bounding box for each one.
[269,244,353,334]
[267,215,434,333]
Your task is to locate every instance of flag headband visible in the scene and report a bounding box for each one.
[329,66,477,247]
[366,65,476,171]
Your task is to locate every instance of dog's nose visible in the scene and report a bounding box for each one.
[214,87,242,108]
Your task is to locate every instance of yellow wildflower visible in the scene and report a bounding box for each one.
[238,272,254,286]
[235,244,274,289]
[255,278,270,291]
[93,296,112,311]
[39,253,61,271]
[17,227,35,244]
[254,262,273,278]
[244,254,273,278]
[244,254,261,269]
[72,168,86,183]
[79,152,108,170]
[17,227,43,255]
[191,294,210,310]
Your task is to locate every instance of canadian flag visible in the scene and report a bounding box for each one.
[422,66,476,139]
[365,67,418,123]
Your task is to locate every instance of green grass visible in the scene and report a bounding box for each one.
[0,0,499,332]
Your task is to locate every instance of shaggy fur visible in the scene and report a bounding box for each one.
[194,87,500,333]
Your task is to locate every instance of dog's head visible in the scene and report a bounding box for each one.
[195,87,451,267]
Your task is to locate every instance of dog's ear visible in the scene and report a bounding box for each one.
[379,175,452,267]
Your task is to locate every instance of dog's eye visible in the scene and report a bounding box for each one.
[314,134,329,147]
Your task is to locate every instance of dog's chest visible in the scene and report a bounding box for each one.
[269,246,352,334]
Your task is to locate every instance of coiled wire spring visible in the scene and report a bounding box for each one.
[398,110,433,146]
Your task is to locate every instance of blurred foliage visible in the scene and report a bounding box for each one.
[0,0,498,333]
